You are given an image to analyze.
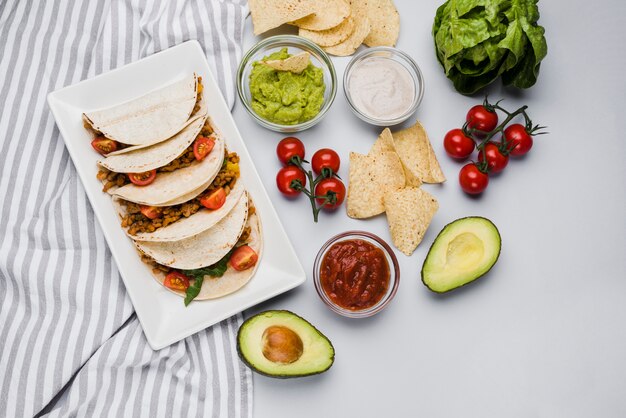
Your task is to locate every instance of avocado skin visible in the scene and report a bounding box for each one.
[237,310,335,379]
[421,216,501,293]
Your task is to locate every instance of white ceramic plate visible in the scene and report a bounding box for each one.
[48,41,306,350]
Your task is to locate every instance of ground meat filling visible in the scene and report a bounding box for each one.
[119,151,240,235]
[97,118,215,192]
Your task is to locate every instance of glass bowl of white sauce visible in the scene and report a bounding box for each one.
[343,47,424,126]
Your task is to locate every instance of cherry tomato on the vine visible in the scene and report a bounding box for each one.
[459,163,489,195]
[311,148,340,175]
[276,137,305,166]
[466,105,498,132]
[478,142,509,174]
[444,128,475,160]
[314,178,346,210]
[504,124,533,156]
[276,166,306,197]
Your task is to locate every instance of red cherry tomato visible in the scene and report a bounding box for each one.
[459,163,489,194]
[311,148,340,175]
[314,178,346,210]
[443,129,475,160]
[164,271,190,291]
[276,166,306,197]
[477,142,509,174]
[128,169,157,186]
[193,136,215,161]
[200,187,226,210]
[229,245,258,271]
[139,205,162,220]
[504,124,533,156]
[276,137,305,166]
[466,105,498,132]
[91,136,119,155]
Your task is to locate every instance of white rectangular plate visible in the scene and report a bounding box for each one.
[48,41,306,350]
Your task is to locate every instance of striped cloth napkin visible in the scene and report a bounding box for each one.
[0,1,253,416]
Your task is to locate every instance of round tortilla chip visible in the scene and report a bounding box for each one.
[249,0,316,35]
[299,16,356,47]
[363,0,400,47]
[135,191,249,270]
[291,0,351,31]
[323,0,370,56]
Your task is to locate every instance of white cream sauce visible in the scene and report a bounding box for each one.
[348,56,416,121]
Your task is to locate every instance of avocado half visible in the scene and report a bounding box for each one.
[237,310,335,378]
[421,217,501,293]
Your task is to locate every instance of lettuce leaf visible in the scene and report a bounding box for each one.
[433,0,548,94]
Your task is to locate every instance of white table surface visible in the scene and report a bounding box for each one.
[233,1,626,417]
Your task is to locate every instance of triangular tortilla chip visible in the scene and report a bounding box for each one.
[369,128,422,187]
[262,52,311,74]
[384,187,438,256]
[392,121,446,184]
[347,151,405,219]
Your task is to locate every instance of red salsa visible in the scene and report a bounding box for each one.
[320,239,390,311]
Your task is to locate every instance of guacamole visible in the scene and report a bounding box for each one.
[250,48,325,125]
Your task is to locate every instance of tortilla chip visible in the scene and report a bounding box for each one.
[392,121,446,184]
[384,187,438,256]
[299,16,356,47]
[249,0,316,35]
[346,151,405,219]
[292,0,351,31]
[369,128,422,187]
[363,0,400,47]
[324,0,370,56]
[262,52,311,74]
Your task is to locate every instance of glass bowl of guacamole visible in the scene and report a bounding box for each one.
[237,35,337,133]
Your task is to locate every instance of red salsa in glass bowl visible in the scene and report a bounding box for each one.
[313,231,399,318]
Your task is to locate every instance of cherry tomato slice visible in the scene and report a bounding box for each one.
[91,136,119,155]
[164,271,190,291]
[276,137,305,166]
[459,163,489,195]
[314,178,346,210]
[193,136,215,161]
[229,246,258,271]
[139,205,162,220]
[311,148,340,175]
[276,166,306,197]
[477,142,509,174]
[128,169,157,186]
[200,187,226,210]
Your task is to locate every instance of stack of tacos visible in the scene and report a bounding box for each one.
[84,74,263,305]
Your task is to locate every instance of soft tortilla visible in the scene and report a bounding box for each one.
[83,74,198,146]
[392,121,446,184]
[114,180,246,242]
[299,16,355,47]
[111,135,225,206]
[262,52,311,74]
[324,0,370,56]
[152,209,263,300]
[135,192,249,270]
[249,0,316,35]
[346,151,405,219]
[97,116,208,173]
[292,0,351,31]
[383,187,438,256]
[363,0,400,47]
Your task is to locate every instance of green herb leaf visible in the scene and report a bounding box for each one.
[181,250,233,306]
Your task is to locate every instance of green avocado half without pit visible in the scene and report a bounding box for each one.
[421,217,501,293]
[237,310,335,378]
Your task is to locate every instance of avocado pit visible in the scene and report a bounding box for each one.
[261,325,304,364]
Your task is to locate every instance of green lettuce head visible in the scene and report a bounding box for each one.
[433,0,548,94]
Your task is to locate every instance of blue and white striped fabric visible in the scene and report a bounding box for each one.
[0,0,253,416]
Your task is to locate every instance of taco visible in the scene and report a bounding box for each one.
[84,73,203,148]
[147,204,262,302]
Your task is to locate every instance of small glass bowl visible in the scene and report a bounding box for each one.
[343,47,425,126]
[313,231,400,318]
[237,35,337,133]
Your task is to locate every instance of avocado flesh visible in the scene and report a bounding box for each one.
[237,310,334,378]
[422,217,501,293]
